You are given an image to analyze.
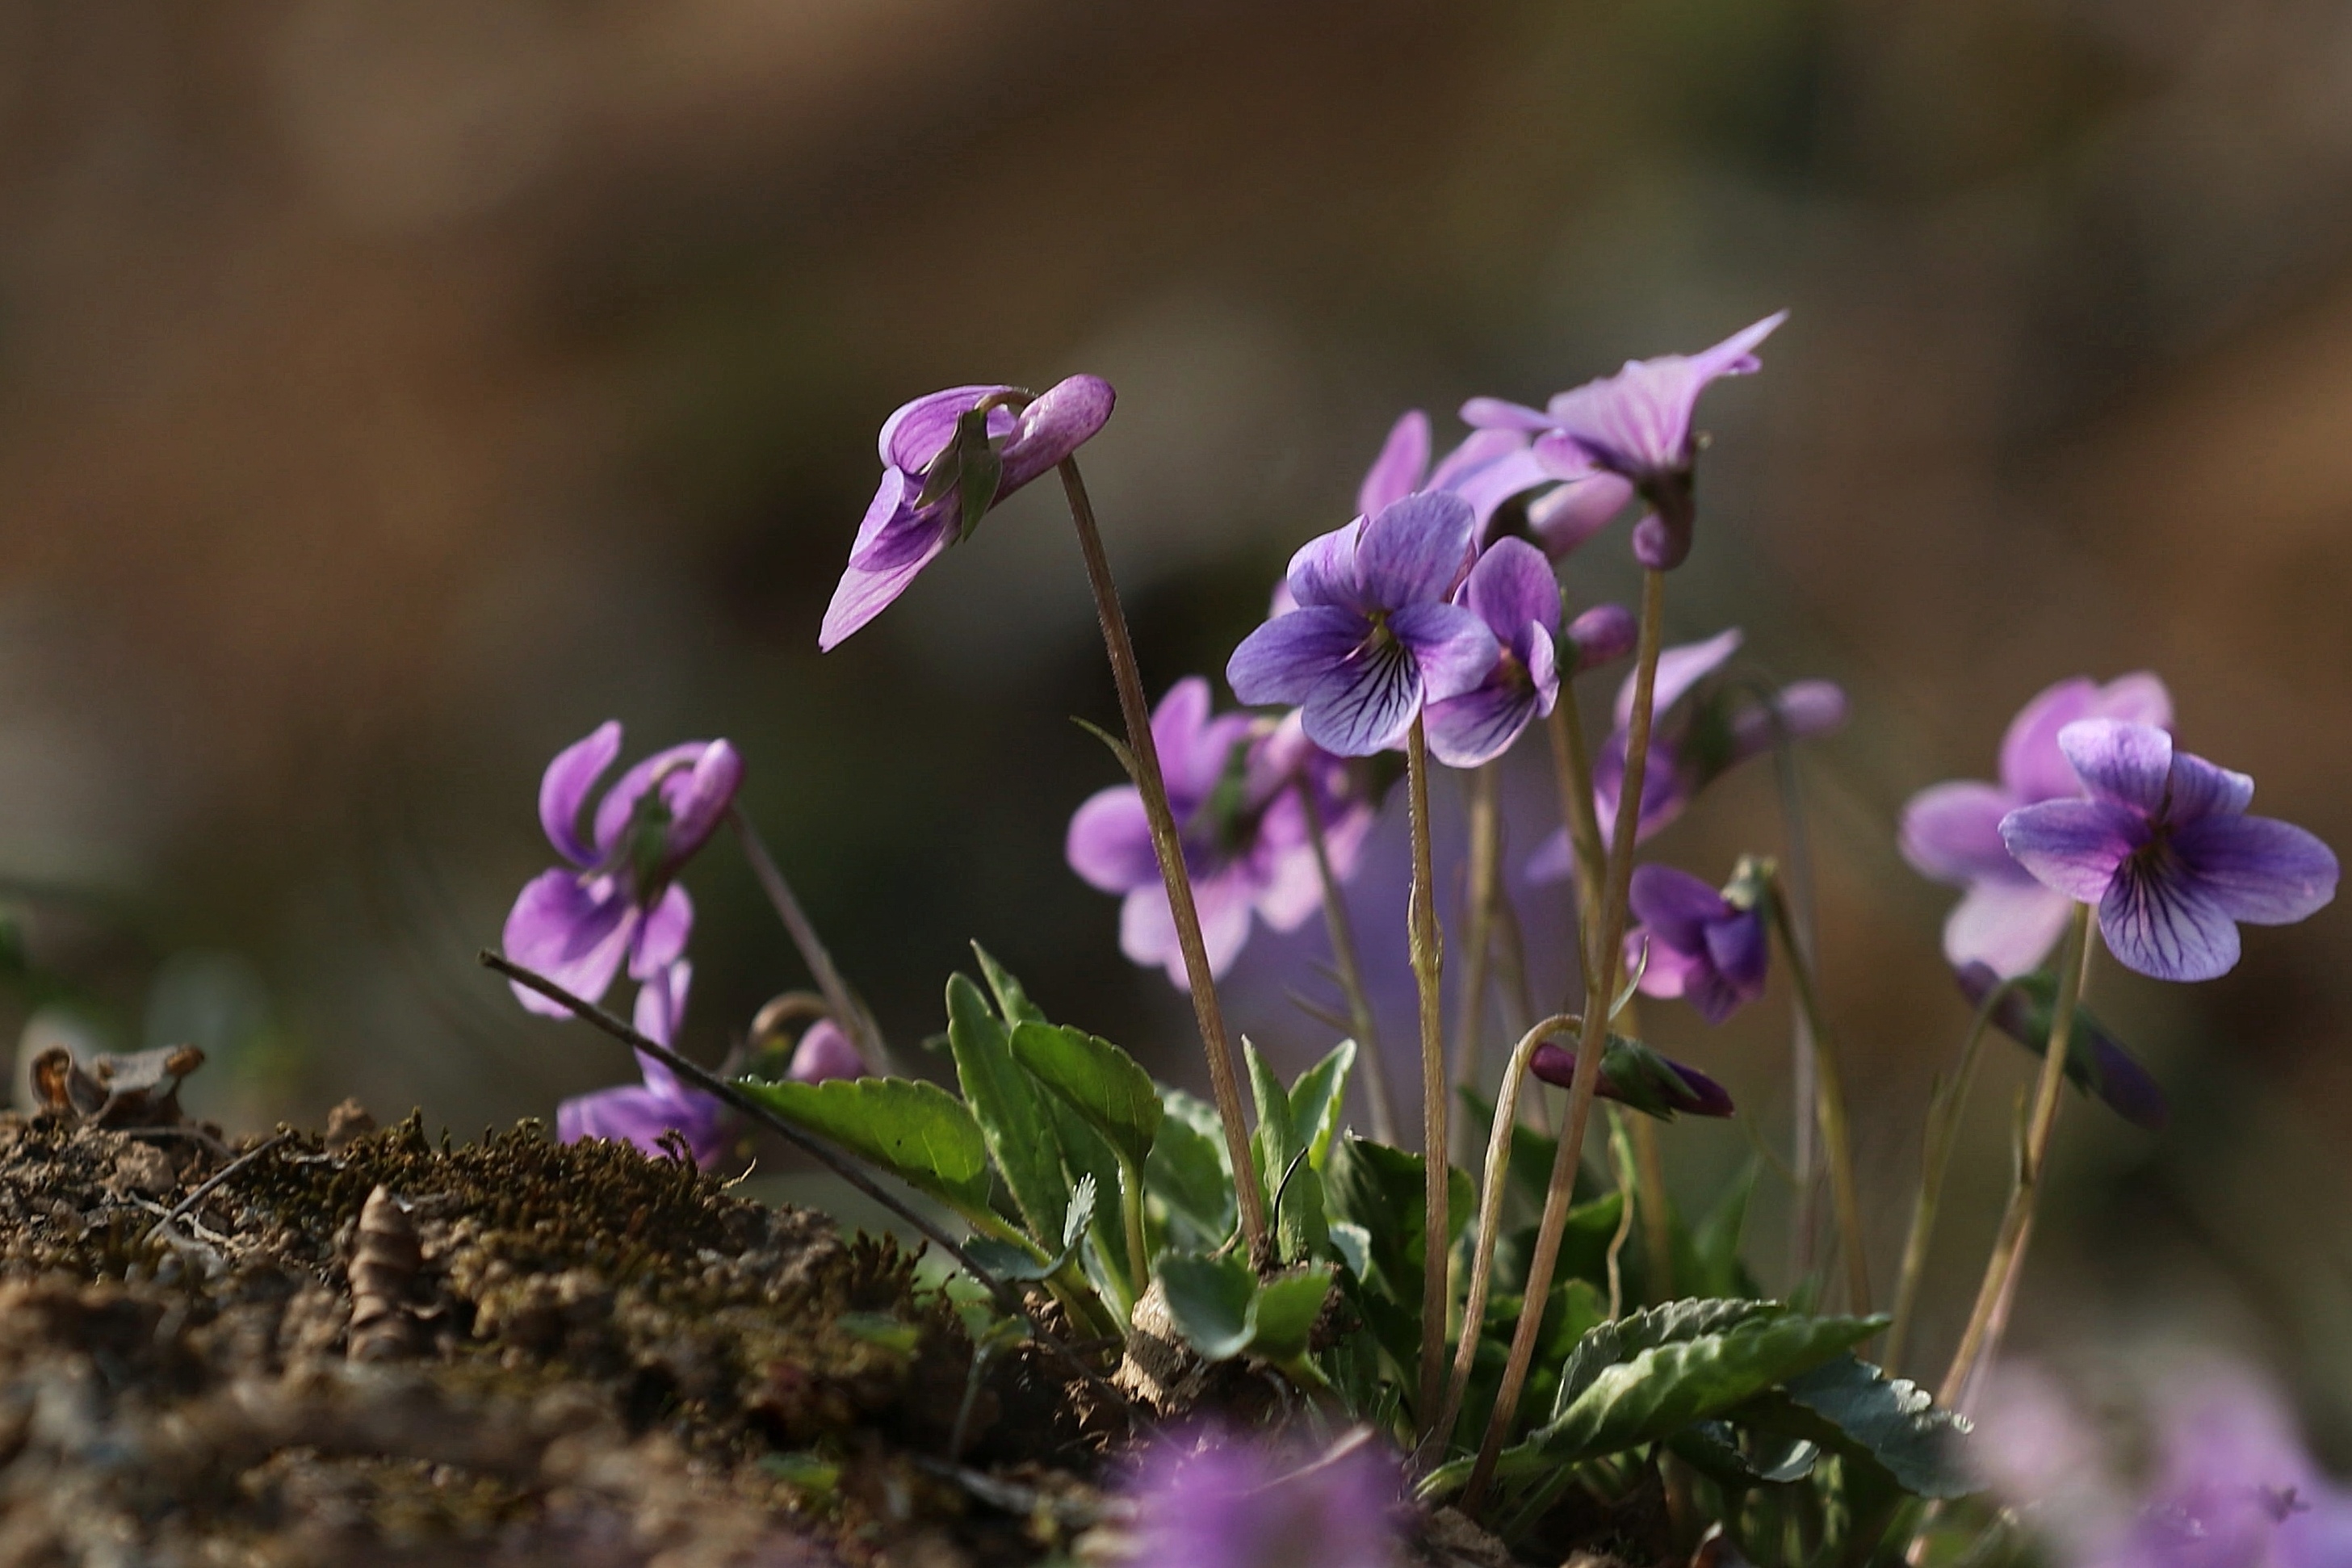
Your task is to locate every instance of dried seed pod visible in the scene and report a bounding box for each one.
[347,1184,421,1362]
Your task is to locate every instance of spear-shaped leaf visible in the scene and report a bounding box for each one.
[736,1075,992,1216]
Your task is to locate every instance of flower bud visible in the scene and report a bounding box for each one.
[1566,603,1638,673]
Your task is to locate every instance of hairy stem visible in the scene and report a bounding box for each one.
[1763,877,1872,1316]
[1407,718,1452,1440]
[1300,778,1399,1144]
[1940,907,2094,1407]
[732,810,891,1074]
[1465,568,1666,1510]
[1057,458,1267,1255]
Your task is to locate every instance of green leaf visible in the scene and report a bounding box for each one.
[1044,1096,1132,1299]
[963,1173,1096,1283]
[944,973,1070,1244]
[1286,1039,1355,1170]
[1144,1088,1236,1248]
[1458,1086,1604,1217]
[970,941,1048,1028]
[1531,1308,1885,1464]
[1249,1266,1335,1361]
[1687,1162,1759,1299]
[1247,1040,1327,1263]
[1323,1135,1472,1301]
[1551,1299,1789,1419]
[1667,1421,1821,1487]
[1157,1251,1258,1360]
[835,1310,922,1353]
[1010,1021,1162,1172]
[1751,1355,1977,1499]
[736,1075,991,1214]
[1328,1220,1372,1281]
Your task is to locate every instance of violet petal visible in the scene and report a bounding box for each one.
[1527,472,1636,557]
[1066,786,1159,895]
[1357,409,1430,517]
[1301,637,1421,756]
[1356,492,1478,609]
[2002,799,2146,903]
[1944,876,2077,979]
[628,883,694,979]
[1228,606,1369,707]
[504,870,637,1015]
[2057,719,2175,815]
[820,472,958,651]
[2173,814,2339,925]
[2098,853,2241,983]
[539,721,622,868]
[1389,601,1500,702]
[1901,780,2021,885]
[1000,374,1117,489]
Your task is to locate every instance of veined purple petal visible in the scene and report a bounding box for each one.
[1565,603,1637,671]
[1302,635,1422,756]
[820,472,957,651]
[789,1019,867,1084]
[1616,627,1743,729]
[1901,781,2020,885]
[1531,429,1603,480]
[880,384,1016,472]
[1425,680,1540,769]
[1356,492,1478,610]
[2164,747,2256,824]
[1458,395,1556,432]
[539,722,622,867]
[1945,876,2076,979]
[1285,520,1365,613]
[1628,864,1729,950]
[629,883,694,979]
[2001,799,2147,903]
[2174,814,2339,924]
[505,870,637,1015]
[1526,624,1559,717]
[2099,853,2241,982]
[1357,410,1431,516]
[1706,908,1769,998]
[1000,374,1117,489]
[1998,673,2175,803]
[1439,438,1550,535]
[1389,602,1500,702]
[1527,472,1636,557]
[634,959,692,1050]
[1229,606,1369,706]
[1540,312,1786,478]
[2057,719,2174,815]
[1067,786,1158,895]
[660,740,744,874]
[1148,677,1215,799]
[1460,537,1561,652]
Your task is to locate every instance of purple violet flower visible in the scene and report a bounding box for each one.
[1999,719,2337,983]
[1356,409,1553,539]
[1526,627,1845,880]
[1530,1036,1735,1119]
[504,722,744,1017]
[1902,673,2174,979]
[1463,311,1786,569]
[819,375,1115,650]
[556,961,730,1168]
[787,1018,867,1084]
[1068,679,1373,987]
[1123,1427,1406,1568]
[1424,537,1561,768]
[1226,493,1499,756]
[1619,863,1770,1025]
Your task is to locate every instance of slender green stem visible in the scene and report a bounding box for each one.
[1299,778,1399,1144]
[1465,568,1666,1511]
[1118,1155,1151,1303]
[1407,718,1453,1440]
[1057,458,1268,1256]
[1419,1012,1579,1467]
[1453,765,1504,1163]
[1603,1109,1640,1319]
[1940,906,2094,1407]
[1763,876,1872,1316]
[731,811,892,1074]
[1885,975,2016,1376]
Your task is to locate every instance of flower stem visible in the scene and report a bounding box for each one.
[1452,765,1504,1163]
[1056,457,1268,1256]
[1762,875,1871,1317]
[1299,778,1399,1144]
[1885,975,2015,1376]
[1407,716,1452,1441]
[1543,694,1608,994]
[1465,568,1666,1511]
[730,810,893,1075]
[1118,1155,1151,1304]
[1939,905,2094,1407]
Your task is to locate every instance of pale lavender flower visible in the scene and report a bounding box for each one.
[1068,680,1372,987]
[504,722,744,1017]
[1123,1428,1405,1568]
[2001,720,2337,983]
[1355,409,1552,538]
[1525,627,1845,879]
[787,1018,866,1083]
[1620,864,1769,1025]
[556,961,729,1168]
[1902,673,2174,978]
[1226,493,1499,755]
[1424,538,1561,768]
[1463,312,1787,568]
[819,375,1114,650]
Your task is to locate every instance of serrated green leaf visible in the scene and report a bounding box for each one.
[1249,1265,1335,1361]
[1287,1039,1355,1170]
[1552,1298,1784,1419]
[1144,1087,1235,1248]
[1158,1251,1257,1360]
[1323,1135,1471,1302]
[969,941,1048,1028]
[945,972,1070,1245]
[1247,1040,1329,1263]
[736,1075,991,1214]
[1011,1021,1162,1172]
[1754,1355,1977,1499]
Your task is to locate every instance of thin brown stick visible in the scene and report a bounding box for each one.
[143,1131,291,1246]
[732,811,892,1073]
[1058,458,1266,1255]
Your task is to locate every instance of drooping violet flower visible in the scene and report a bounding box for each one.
[1424,537,1560,768]
[2000,719,2337,983]
[1122,1426,1407,1568]
[1618,863,1769,1025]
[1902,673,2174,979]
[1355,409,1552,539]
[1955,962,2170,1130]
[1463,311,1787,569]
[1564,602,1637,673]
[556,962,730,1168]
[818,375,1115,650]
[1525,627,1845,879]
[787,1018,867,1083]
[1530,1034,1734,1120]
[1226,493,1499,756]
[504,722,744,1017]
[1068,680,1373,987]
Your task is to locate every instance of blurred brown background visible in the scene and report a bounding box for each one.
[5,0,2351,1423]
